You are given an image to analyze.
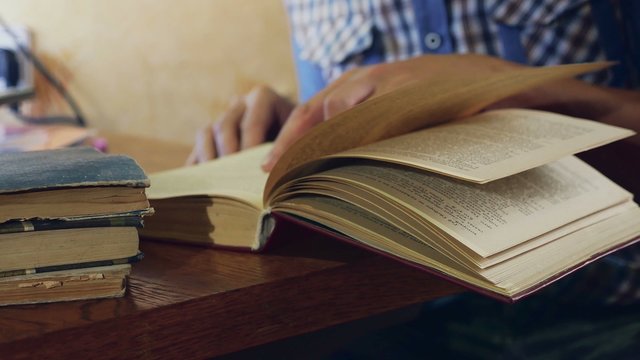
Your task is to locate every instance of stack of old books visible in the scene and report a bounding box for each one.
[0,147,151,306]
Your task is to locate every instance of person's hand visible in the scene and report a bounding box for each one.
[261,54,520,171]
[491,77,640,146]
[186,85,295,165]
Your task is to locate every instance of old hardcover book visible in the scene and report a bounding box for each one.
[0,211,149,269]
[0,265,131,306]
[0,252,143,279]
[0,224,141,274]
[142,63,640,302]
[0,147,152,306]
[0,147,150,222]
[0,211,149,235]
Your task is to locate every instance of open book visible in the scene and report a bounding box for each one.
[142,63,640,302]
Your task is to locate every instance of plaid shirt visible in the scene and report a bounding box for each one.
[286,0,639,101]
[285,0,640,305]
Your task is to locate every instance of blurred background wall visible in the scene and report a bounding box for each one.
[0,0,297,144]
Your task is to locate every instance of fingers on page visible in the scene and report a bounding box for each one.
[262,102,324,172]
[240,86,282,150]
[186,124,218,165]
[213,96,246,156]
[323,79,375,119]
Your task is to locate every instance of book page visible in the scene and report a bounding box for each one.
[275,195,640,298]
[301,156,631,257]
[265,62,610,202]
[146,143,271,209]
[272,196,487,285]
[332,109,634,183]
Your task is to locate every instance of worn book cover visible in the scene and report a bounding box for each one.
[0,210,150,235]
[0,252,143,279]
[0,264,132,306]
[0,147,152,222]
[0,147,148,194]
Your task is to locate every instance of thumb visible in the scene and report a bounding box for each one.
[261,102,324,172]
[261,75,376,172]
[323,78,375,119]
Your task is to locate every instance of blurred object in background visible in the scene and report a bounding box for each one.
[0,24,34,108]
[0,19,93,152]
[0,18,86,127]
[0,107,90,152]
[17,50,72,120]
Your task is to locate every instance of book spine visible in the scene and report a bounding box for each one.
[0,252,144,279]
[0,216,144,235]
[256,210,277,251]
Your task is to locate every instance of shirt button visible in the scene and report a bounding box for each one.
[424,32,442,50]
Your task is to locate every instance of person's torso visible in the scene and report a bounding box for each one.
[286,0,639,101]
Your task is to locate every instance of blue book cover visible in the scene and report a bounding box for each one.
[0,147,149,194]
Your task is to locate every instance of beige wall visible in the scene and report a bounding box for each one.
[0,0,297,144]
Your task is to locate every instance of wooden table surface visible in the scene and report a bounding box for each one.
[0,133,462,359]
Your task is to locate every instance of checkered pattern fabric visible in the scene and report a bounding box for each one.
[286,0,422,82]
[286,0,609,84]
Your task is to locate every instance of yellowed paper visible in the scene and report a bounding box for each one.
[265,62,611,201]
[289,156,632,257]
[333,109,634,183]
[275,195,640,297]
[147,143,271,209]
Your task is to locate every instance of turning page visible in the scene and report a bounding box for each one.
[265,62,610,201]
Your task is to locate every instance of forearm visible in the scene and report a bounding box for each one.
[554,81,640,146]
[494,78,640,145]
[595,86,640,134]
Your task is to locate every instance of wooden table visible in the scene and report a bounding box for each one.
[0,133,462,359]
